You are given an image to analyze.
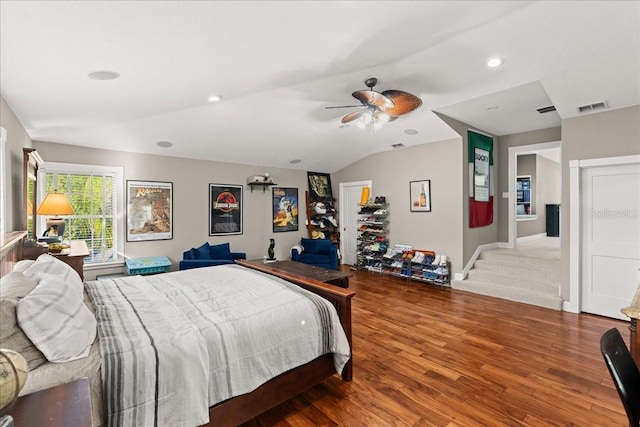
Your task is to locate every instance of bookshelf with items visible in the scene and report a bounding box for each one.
[305,191,339,244]
[356,196,388,272]
[381,244,450,288]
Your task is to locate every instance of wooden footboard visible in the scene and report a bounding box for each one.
[204,260,355,427]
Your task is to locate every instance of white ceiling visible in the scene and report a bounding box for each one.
[1,1,638,173]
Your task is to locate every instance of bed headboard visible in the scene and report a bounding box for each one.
[0,231,26,276]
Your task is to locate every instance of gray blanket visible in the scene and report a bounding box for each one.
[85,264,350,427]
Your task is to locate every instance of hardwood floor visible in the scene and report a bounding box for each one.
[243,267,629,426]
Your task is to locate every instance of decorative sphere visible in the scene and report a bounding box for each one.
[0,349,28,415]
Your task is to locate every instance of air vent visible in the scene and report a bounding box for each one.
[577,101,608,114]
[536,105,556,114]
[391,143,405,149]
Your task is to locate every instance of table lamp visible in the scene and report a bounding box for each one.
[37,190,74,243]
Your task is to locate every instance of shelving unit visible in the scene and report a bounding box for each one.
[304,191,339,244]
[247,182,277,193]
[382,245,450,289]
[356,198,388,272]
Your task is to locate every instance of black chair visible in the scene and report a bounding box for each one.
[600,328,640,427]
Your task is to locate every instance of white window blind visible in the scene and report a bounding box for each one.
[38,162,124,266]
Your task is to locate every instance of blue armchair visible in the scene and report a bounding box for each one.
[291,238,338,270]
[179,242,246,270]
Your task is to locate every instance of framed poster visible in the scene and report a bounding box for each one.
[307,171,333,201]
[409,180,431,212]
[272,187,299,232]
[127,180,173,241]
[209,183,242,236]
[473,147,490,202]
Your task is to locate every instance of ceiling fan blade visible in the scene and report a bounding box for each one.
[325,105,366,109]
[352,90,394,109]
[341,110,365,124]
[381,90,422,116]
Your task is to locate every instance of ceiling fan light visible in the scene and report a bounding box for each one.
[361,109,374,125]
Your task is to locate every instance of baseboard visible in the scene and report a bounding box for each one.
[458,242,502,281]
[517,233,547,244]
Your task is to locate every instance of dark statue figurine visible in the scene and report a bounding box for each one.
[267,238,275,260]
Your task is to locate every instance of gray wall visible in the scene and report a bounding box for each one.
[515,154,560,238]
[516,154,539,238]
[496,127,562,242]
[32,141,314,279]
[560,105,640,300]
[1,96,34,232]
[333,138,464,274]
[435,113,499,265]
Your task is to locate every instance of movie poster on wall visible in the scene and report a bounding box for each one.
[209,183,242,236]
[272,187,299,232]
[127,180,173,241]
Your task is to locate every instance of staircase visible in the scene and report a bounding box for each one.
[452,246,563,310]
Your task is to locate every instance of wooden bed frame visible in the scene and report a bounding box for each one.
[1,235,355,427]
[206,260,355,426]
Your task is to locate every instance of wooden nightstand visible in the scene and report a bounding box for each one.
[53,240,90,280]
[23,240,90,280]
[9,377,92,427]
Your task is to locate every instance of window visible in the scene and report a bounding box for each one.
[38,162,124,267]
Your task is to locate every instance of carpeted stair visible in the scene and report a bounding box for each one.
[452,248,563,310]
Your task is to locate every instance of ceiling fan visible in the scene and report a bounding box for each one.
[326,77,422,129]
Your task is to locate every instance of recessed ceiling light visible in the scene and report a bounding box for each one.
[88,71,120,80]
[404,129,418,135]
[156,141,173,148]
[208,95,222,102]
[289,159,301,164]
[487,57,504,68]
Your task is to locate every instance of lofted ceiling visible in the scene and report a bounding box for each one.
[1,1,638,173]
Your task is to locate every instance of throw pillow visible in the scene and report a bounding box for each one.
[195,242,212,260]
[301,238,316,254]
[209,242,231,259]
[0,298,47,371]
[316,239,332,255]
[0,271,38,299]
[17,272,97,363]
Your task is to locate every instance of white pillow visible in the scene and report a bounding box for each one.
[0,271,38,299]
[13,260,36,273]
[23,254,83,296]
[17,272,96,363]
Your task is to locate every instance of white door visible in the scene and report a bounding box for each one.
[340,181,371,266]
[581,163,640,320]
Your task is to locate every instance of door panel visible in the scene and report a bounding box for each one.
[340,182,370,266]
[581,164,640,319]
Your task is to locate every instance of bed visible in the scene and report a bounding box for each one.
[0,234,354,427]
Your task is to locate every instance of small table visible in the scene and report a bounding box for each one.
[9,377,92,427]
[238,259,352,288]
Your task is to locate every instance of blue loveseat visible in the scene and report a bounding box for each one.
[179,242,246,270]
[291,238,338,270]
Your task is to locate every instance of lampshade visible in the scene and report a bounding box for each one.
[37,191,74,216]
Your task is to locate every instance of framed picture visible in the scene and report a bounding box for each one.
[473,147,490,202]
[127,180,173,241]
[209,183,242,236]
[409,180,431,212]
[272,187,299,232]
[307,171,333,201]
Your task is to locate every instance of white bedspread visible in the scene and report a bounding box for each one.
[85,264,350,427]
